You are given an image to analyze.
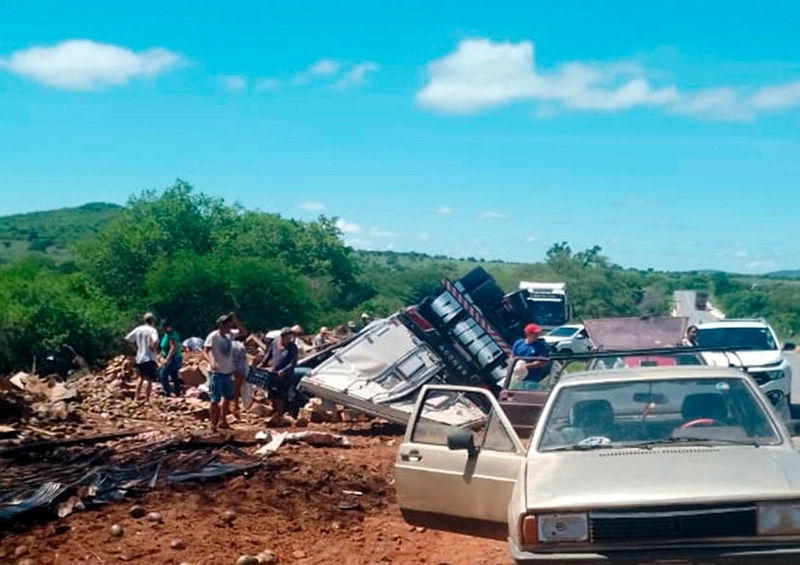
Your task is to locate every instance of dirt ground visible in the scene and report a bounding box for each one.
[0,421,511,565]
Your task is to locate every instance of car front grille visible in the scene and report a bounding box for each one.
[590,503,756,543]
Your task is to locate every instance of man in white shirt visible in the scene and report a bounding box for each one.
[203,314,237,432]
[125,312,160,403]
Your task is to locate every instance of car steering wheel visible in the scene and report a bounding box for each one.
[680,418,720,429]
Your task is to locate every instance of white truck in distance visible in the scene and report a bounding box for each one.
[518,281,570,332]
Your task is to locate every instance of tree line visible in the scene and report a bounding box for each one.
[0,181,797,375]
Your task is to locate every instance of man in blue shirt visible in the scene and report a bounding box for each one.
[511,323,551,389]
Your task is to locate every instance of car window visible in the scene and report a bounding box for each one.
[537,377,780,452]
[697,326,778,351]
[549,326,578,337]
[411,388,517,453]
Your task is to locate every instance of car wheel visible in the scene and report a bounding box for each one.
[561,348,573,354]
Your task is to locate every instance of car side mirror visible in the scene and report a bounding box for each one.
[786,420,800,437]
[447,429,478,455]
[783,342,796,351]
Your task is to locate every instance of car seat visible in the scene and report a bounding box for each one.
[681,393,728,423]
[570,399,616,438]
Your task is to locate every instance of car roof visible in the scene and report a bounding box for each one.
[698,320,770,329]
[557,365,747,386]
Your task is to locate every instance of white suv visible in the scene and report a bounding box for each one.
[541,324,591,354]
[696,319,792,407]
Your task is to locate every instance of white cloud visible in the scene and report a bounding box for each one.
[417,38,800,120]
[220,75,248,92]
[526,235,537,243]
[299,201,325,212]
[418,232,430,240]
[255,77,280,91]
[0,39,181,90]
[335,219,362,234]
[293,58,343,85]
[369,226,400,238]
[436,206,452,215]
[670,87,752,121]
[479,211,509,220]
[750,81,800,110]
[334,62,380,89]
[309,59,342,76]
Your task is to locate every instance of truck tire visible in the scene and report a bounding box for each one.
[458,267,493,293]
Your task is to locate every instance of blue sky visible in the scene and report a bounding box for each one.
[1,1,799,273]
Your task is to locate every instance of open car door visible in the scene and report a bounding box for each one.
[394,385,526,540]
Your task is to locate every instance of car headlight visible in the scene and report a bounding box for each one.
[764,370,787,381]
[758,502,800,536]
[538,513,589,543]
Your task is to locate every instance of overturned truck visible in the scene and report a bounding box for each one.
[299,268,559,424]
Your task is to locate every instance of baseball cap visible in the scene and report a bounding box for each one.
[217,314,233,326]
[524,323,541,334]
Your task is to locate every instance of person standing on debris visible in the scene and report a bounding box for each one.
[511,323,551,389]
[258,327,299,425]
[203,314,237,432]
[159,319,183,397]
[228,314,249,420]
[313,327,331,351]
[126,313,160,403]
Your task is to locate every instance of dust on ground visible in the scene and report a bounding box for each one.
[1,368,511,565]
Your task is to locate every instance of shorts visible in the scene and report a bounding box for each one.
[209,372,234,403]
[136,360,158,382]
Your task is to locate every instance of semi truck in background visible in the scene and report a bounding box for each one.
[516,281,570,331]
[298,267,572,423]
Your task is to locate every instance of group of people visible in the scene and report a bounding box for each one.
[126,311,312,433]
[125,313,184,403]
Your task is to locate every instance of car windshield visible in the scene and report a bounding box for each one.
[530,301,567,326]
[549,326,579,337]
[587,353,703,370]
[697,327,777,351]
[537,377,780,452]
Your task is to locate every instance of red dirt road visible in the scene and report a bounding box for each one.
[0,430,511,565]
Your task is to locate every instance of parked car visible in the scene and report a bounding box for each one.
[395,366,800,564]
[697,319,793,407]
[499,316,703,439]
[540,324,591,354]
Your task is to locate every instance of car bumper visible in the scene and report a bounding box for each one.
[509,539,800,564]
[758,373,791,405]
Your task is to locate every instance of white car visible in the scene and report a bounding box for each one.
[395,366,800,564]
[697,319,793,407]
[541,324,591,354]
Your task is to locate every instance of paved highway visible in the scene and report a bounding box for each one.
[673,290,719,326]
[788,351,800,419]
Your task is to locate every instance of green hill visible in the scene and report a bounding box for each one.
[0,202,121,263]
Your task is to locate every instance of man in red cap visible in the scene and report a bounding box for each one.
[511,323,551,388]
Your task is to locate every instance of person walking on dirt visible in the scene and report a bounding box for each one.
[511,323,551,389]
[125,312,160,403]
[159,319,183,397]
[203,314,237,432]
[258,327,299,426]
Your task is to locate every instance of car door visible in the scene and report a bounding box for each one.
[394,385,526,540]
[573,328,590,353]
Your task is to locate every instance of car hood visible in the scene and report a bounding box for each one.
[526,446,800,510]
[702,350,784,369]
[541,335,568,343]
